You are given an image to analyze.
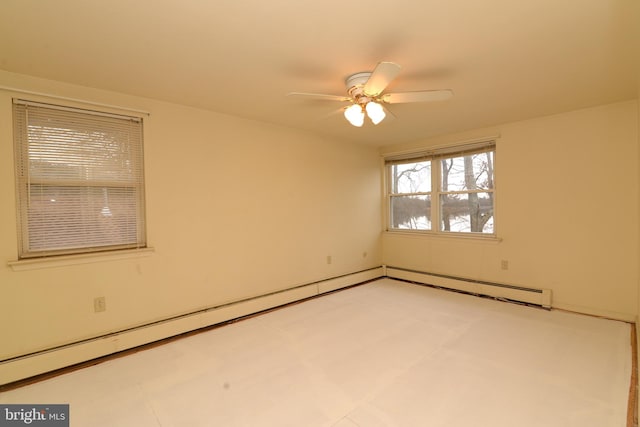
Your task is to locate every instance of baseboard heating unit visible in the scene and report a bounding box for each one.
[384,266,552,308]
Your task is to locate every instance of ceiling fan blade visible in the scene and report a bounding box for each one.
[287,92,351,102]
[382,104,396,120]
[323,106,350,120]
[363,62,401,97]
[381,89,454,104]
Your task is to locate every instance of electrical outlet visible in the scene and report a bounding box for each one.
[501,260,509,270]
[326,255,332,265]
[94,296,106,313]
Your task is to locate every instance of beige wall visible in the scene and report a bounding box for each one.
[635,21,640,414]
[0,71,383,360]
[637,60,640,419]
[381,100,639,321]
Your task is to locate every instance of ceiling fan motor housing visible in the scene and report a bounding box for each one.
[346,72,373,105]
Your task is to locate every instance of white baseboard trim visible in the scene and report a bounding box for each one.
[0,267,383,386]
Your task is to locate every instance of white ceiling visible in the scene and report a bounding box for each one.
[1,0,638,146]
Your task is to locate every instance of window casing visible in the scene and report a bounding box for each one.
[13,100,147,258]
[386,143,495,235]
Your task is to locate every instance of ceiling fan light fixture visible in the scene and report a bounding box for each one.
[344,104,365,127]
[365,101,386,125]
[288,62,453,129]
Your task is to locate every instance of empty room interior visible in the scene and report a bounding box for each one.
[1,1,639,426]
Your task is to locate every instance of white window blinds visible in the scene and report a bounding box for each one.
[13,100,146,258]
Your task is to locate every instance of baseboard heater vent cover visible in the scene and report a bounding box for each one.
[385,266,551,308]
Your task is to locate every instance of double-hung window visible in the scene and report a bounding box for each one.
[386,141,495,235]
[13,100,147,258]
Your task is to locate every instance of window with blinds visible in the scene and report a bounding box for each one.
[13,100,147,258]
[385,141,495,235]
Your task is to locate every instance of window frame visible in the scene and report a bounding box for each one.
[385,141,496,237]
[12,99,147,259]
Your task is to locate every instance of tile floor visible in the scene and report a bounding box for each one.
[0,278,633,426]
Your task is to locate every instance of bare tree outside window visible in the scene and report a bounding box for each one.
[389,161,431,230]
[440,151,494,233]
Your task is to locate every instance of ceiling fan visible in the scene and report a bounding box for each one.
[287,62,453,127]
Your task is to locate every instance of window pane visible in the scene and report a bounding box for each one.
[441,151,494,192]
[440,192,493,233]
[391,161,431,194]
[390,195,431,230]
[27,116,141,184]
[27,185,139,252]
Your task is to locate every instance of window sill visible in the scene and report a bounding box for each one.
[8,247,155,271]
[383,230,503,243]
